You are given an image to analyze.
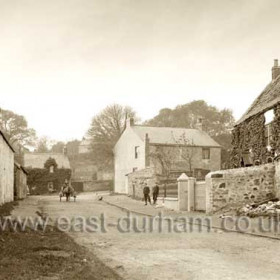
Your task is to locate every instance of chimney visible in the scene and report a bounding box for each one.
[126,117,134,128]
[272,59,280,80]
[195,117,204,131]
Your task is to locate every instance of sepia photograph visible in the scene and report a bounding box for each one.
[1,0,280,279]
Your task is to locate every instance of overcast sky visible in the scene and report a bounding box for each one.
[0,0,279,142]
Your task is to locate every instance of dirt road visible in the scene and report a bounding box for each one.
[12,193,280,280]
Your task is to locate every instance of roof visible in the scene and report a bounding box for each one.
[14,161,28,174]
[131,126,221,147]
[236,74,280,125]
[23,153,71,169]
[0,130,15,152]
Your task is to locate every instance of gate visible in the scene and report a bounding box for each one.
[194,181,206,211]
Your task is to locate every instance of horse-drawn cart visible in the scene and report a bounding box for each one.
[59,185,77,202]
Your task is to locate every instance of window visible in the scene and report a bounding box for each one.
[265,123,273,148]
[264,109,274,149]
[135,146,139,159]
[202,148,210,160]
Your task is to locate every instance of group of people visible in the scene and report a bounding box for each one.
[143,183,159,205]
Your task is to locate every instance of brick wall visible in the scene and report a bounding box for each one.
[206,163,275,213]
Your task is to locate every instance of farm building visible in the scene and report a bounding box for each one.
[14,162,28,199]
[0,130,15,205]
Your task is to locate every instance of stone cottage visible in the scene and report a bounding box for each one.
[24,153,72,194]
[0,129,15,205]
[113,118,221,194]
[231,59,280,167]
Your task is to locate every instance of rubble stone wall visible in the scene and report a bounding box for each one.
[274,159,280,198]
[206,163,275,213]
[127,167,161,199]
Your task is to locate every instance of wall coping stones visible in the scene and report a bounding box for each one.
[211,173,223,178]
[177,173,189,181]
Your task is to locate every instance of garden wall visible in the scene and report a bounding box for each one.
[127,167,160,199]
[83,180,113,192]
[206,163,275,213]
[27,168,71,195]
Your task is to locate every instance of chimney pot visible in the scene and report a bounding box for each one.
[275,59,279,67]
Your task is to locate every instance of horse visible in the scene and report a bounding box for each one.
[59,185,76,202]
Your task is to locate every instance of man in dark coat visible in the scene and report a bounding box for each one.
[152,184,160,204]
[143,184,151,205]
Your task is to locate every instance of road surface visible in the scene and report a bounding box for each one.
[12,193,280,280]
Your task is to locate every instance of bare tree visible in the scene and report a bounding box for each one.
[149,132,196,197]
[174,132,196,176]
[149,145,179,197]
[87,104,139,167]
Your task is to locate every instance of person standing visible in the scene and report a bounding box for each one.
[143,184,151,205]
[152,183,160,204]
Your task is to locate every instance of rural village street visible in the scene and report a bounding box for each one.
[11,193,280,280]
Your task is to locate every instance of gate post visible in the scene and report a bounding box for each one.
[177,173,188,211]
[177,173,195,211]
[188,177,195,211]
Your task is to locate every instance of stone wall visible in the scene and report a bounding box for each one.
[206,163,275,213]
[83,180,113,192]
[274,157,280,198]
[127,167,160,199]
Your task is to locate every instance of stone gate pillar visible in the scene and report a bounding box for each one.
[177,173,195,211]
[188,177,195,211]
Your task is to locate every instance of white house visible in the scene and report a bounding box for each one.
[113,118,221,194]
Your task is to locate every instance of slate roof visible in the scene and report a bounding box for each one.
[23,153,71,169]
[131,126,221,147]
[236,74,280,125]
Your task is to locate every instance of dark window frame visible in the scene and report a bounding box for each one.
[202,148,210,160]
[135,146,139,159]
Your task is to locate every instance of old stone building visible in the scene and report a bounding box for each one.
[114,118,221,194]
[14,162,28,199]
[231,59,280,167]
[23,153,71,194]
[0,130,15,205]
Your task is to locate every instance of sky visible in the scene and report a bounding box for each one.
[0,0,280,142]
